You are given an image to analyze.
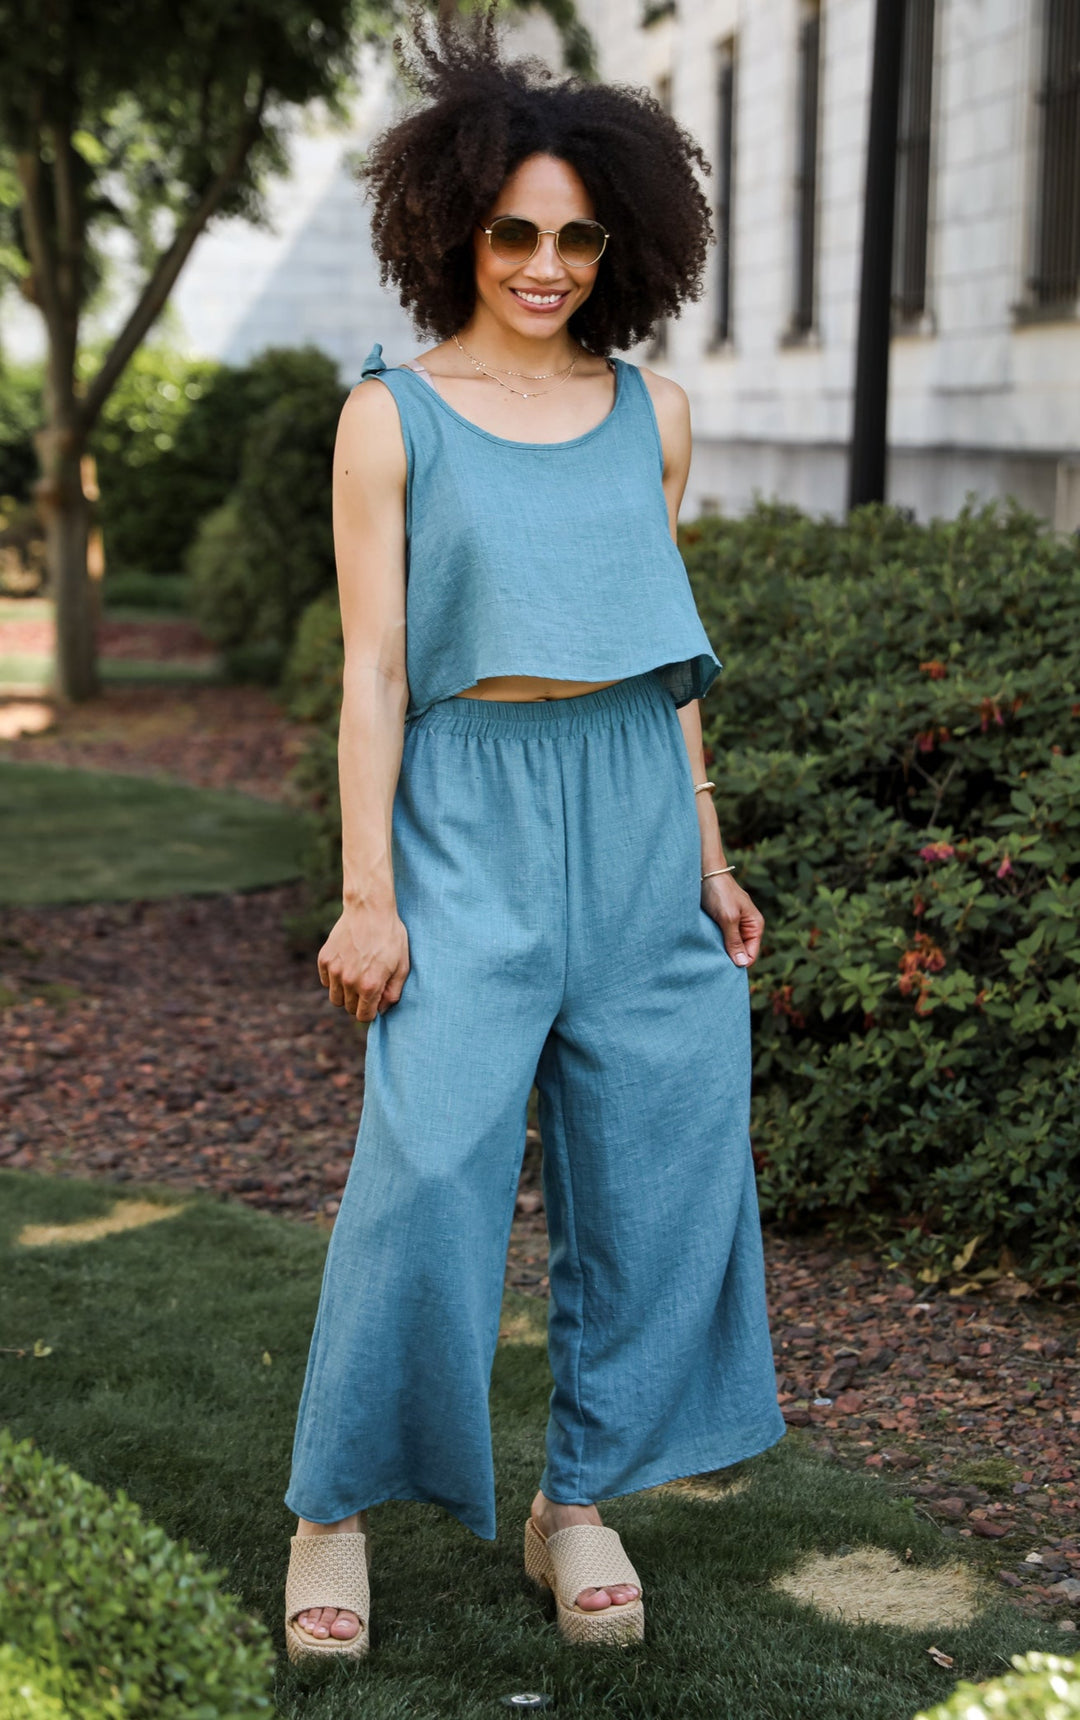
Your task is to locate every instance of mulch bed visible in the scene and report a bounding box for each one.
[0,682,309,803]
[2,682,1077,1633]
[0,613,218,665]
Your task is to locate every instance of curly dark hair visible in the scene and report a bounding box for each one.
[360,2,714,356]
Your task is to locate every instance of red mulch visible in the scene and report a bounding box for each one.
[0,682,308,803]
[1,682,1077,1634]
[0,614,217,664]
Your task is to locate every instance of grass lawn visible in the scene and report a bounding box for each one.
[0,1170,1063,1720]
[0,655,223,689]
[0,759,308,904]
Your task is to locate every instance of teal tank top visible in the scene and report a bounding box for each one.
[358,341,722,721]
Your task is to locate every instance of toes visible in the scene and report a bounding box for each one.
[575,1587,611,1610]
[575,1584,639,1610]
[296,1606,360,1639]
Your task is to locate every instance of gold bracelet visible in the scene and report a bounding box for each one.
[693,780,715,794]
[702,864,736,880]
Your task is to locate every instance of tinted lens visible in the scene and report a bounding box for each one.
[488,217,539,260]
[557,221,606,265]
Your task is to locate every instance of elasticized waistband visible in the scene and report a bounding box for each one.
[408,670,671,738]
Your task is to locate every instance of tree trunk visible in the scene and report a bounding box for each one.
[35,422,99,703]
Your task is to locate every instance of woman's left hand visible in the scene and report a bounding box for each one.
[701,872,764,969]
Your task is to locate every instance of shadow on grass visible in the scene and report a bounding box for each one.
[0,1171,1061,1720]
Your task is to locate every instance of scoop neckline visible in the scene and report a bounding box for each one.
[393,355,626,450]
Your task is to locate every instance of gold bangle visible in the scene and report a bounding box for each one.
[693,780,715,794]
[701,865,736,880]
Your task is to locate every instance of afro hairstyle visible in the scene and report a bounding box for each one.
[360,1,715,355]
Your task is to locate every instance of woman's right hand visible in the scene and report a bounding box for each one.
[317,904,411,1021]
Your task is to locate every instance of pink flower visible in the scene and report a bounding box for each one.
[919,842,955,863]
[996,854,1014,879]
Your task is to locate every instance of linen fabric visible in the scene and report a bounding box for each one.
[357,342,723,720]
[284,672,787,1540]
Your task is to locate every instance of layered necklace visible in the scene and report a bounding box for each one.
[452,332,578,399]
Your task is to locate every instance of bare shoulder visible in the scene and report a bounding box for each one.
[636,364,691,476]
[637,364,690,423]
[335,376,406,483]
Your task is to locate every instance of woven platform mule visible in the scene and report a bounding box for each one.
[524,1516,645,1646]
[284,1529,372,1663]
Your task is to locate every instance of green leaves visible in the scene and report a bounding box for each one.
[0,1429,276,1718]
[682,496,1080,1290]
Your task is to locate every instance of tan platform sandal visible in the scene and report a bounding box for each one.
[524,1515,645,1646]
[284,1529,371,1663]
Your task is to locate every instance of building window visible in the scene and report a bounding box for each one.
[1029,0,1080,308]
[892,0,935,322]
[714,38,737,344]
[791,0,822,335]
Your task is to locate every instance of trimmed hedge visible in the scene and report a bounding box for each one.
[912,1651,1079,1720]
[0,1428,275,1719]
[282,498,1080,1288]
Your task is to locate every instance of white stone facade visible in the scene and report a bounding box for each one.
[4,4,1077,528]
[580,0,1079,528]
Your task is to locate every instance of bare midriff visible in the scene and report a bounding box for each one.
[453,674,625,702]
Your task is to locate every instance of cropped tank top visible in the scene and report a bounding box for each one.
[358,341,723,721]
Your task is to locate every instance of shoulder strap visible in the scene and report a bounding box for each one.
[613,357,664,478]
[359,341,387,382]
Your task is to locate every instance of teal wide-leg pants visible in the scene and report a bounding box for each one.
[284,670,786,1540]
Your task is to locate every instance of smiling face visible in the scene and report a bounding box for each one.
[472,152,602,341]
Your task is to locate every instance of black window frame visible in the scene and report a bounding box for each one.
[892,0,936,325]
[790,0,822,337]
[714,36,737,346]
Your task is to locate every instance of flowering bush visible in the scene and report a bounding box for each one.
[682,497,1080,1290]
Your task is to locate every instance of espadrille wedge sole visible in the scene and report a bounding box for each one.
[284,1529,372,1663]
[524,1516,645,1646]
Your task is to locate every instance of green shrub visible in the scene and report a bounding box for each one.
[0,360,43,502]
[186,498,260,648]
[0,1642,98,1720]
[912,1650,1079,1720]
[680,496,1080,1290]
[88,344,224,575]
[281,496,1080,1287]
[280,590,345,935]
[89,341,346,581]
[281,584,344,726]
[0,1428,275,1719]
[101,571,192,612]
[187,350,345,677]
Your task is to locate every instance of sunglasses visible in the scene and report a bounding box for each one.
[477,215,609,269]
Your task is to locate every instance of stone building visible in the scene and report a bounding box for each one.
[7,2,1076,527]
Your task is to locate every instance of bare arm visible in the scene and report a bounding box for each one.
[316,378,412,1018]
[641,368,763,969]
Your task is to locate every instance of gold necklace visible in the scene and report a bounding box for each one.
[452,333,577,399]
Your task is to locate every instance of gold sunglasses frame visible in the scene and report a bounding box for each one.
[476,216,610,268]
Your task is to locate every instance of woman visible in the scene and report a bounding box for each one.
[283,4,786,1660]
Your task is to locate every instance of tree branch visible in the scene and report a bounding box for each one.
[80,79,268,432]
